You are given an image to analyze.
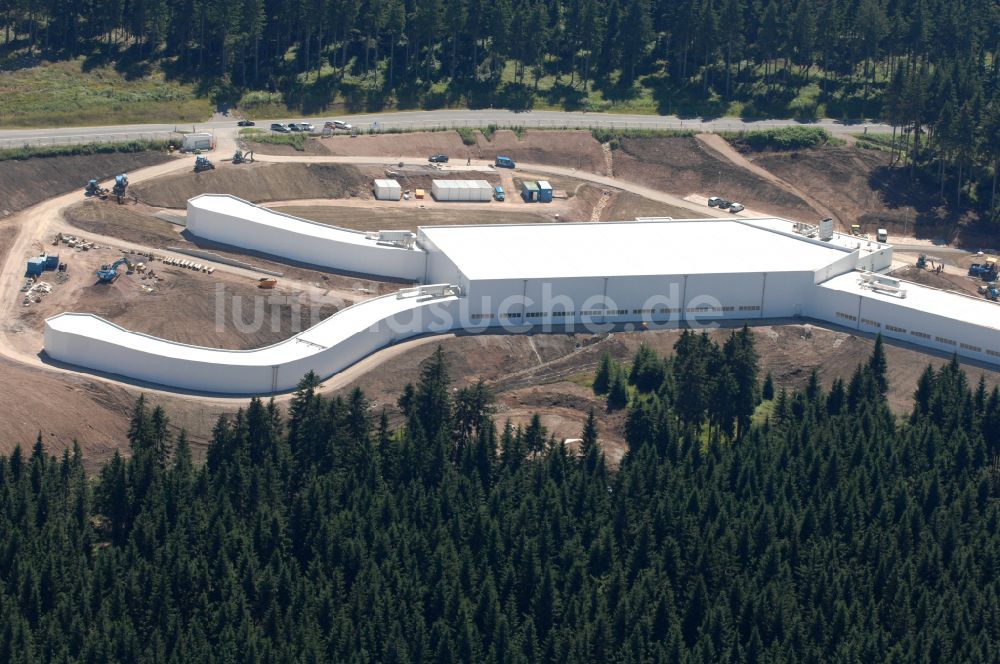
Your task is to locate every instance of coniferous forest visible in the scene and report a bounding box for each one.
[2,332,1000,662]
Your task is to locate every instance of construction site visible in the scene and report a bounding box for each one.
[2,126,1000,462]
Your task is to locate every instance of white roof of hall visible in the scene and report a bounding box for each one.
[819,271,1000,331]
[420,218,854,280]
[189,194,422,252]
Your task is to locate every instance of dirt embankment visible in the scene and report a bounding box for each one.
[612,136,814,220]
[132,162,369,209]
[0,152,173,216]
[753,147,923,234]
[252,129,610,175]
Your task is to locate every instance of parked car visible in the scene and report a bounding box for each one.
[495,156,516,168]
[494,185,505,201]
[237,119,255,127]
[270,123,291,132]
[716,199,732,210]
[728,202,745,213]
[325,120,352,130]
[707,196,722,207]
[288,123,304,132]
[428,154,449,163]
[297,122,315,132]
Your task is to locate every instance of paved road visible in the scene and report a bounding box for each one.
[0,109,892,148]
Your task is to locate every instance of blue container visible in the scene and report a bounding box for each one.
[537,180,553,203]
[45,254,59,270]
[26,257,45,276]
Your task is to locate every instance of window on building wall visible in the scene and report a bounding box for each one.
[885,324,906,333]
[934,336,957,346]
[960,343,982,352]
[910,330,931,339]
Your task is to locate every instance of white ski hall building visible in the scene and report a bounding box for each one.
[44,194,1000,394]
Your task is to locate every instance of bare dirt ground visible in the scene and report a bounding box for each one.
[887,264,984,297]
[275,204,556,230]
[132,161,369,208]
[752,147,925,234]
[0,151,172,217]
[696,134,840,223]
[601,192,704,221]
[612,136,815,220]
[10,242,345,355]
[258,129,610,175]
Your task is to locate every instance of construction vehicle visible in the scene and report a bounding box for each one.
[84,179,108,199]
[916,254,944,273]
[979,283,1000,300]
[969,258,998,281]
[96,257,132,283]
[194,156,215,172]
[850,224,861,236]
[257,277,277,289]
[232,150,254,164]
[111,174,128,203]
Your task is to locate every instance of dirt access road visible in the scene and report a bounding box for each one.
[250,152,716,218]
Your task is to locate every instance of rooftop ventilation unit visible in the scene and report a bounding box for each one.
[858,271,907,298]
[792,222,818,237]
[366,230,417,249]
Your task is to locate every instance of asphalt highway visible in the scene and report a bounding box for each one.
[0,109,893,147]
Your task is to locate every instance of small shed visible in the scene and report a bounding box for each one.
[373,179,402,201]
[521,180,540,202]
[182,132,213,152]
[44,254,60,269]
[26,257,45,276]
[537,180,553,203]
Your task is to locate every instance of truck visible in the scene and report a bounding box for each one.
[495,156,515,168]
[494,185,505,201]
[876,228,888,243]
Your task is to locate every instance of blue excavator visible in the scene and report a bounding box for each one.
[96,257,132,283]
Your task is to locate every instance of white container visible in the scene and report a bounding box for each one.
[374,179,402,201]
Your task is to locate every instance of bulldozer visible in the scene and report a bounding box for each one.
[84,179,109,199]
[194,156,215,172]
[232,150,254,164]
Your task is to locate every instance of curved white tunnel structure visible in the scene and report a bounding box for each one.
[186,194,427,281]
[45,288,462,394]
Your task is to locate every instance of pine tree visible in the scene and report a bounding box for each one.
[607,368,629,411]
[593,352,614,395]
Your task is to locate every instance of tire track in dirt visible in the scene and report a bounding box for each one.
[695,133,841,224]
